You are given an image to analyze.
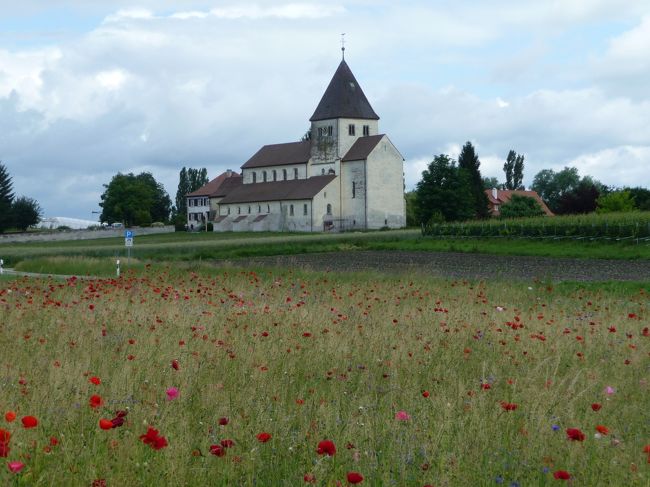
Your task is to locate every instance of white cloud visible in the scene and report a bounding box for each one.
[103,8,155,23]
[567,146,650,187]
[96,69,128,91]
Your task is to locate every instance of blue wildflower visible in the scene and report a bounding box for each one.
[495,476,504,484]
[552,424,560,431]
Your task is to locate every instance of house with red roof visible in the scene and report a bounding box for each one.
[189,54,406,232]
[485,188,554,217]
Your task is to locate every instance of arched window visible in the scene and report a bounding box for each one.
[248,206,251,214]
[263,171,267,182]
[227,207,230,215]
[352,182,356,199]
[267,204,270,213]
[321,168,325,175]
[328,168,335,175]
[303,204,308,215]
[294,168,298,179]
[252,172,257,183]
[290,204,294,216]
[283,169,287,180]
[237,207,241,214]
[326,204,332,215]
[258,205,261,213]
[273,170,277,181]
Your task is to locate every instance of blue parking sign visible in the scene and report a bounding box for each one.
[125,230,133,238]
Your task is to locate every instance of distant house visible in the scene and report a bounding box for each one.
[485,188,554,217]
[186,170,242,230]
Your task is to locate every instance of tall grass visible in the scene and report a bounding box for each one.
[0,268,647,485]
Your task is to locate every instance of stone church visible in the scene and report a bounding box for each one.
[187,57,406,232]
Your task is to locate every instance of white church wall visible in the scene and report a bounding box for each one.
[340,160,366,229]
[365,138,406,229]
[242,164,308,184]
[311,179,340,231]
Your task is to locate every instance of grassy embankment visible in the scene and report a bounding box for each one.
[0,267,647,486]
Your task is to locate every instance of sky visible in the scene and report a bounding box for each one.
[1,0,649,220]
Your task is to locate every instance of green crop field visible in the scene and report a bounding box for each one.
[0,266,648,486]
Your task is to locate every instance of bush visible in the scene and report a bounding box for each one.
[500,195,545,218]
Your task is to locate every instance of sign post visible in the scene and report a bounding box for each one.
[124,230,134,266]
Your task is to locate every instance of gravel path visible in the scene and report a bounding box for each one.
[221,251,650,282]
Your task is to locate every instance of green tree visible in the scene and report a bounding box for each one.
[625,187,650,211]
[596,190,636,213]
[458,141,489,218]
[531,167,605,214]
[99,172,171,226]
[503,150,525,190]
[556,179,600,214]
[404,190,418,227]
[0,161,15,233]
[415,154,474,224]
[11,196,41,231]
[175,167,208,218]
[482,176,500,190]
[499,194,545,218]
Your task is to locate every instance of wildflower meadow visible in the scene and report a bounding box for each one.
[0,266,648,485]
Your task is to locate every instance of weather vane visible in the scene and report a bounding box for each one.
[341,33,345,60]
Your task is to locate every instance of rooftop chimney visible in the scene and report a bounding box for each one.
[226,169,232,177]
[492,188,498,200]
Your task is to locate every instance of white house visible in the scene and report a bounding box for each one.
[195,56,406,232]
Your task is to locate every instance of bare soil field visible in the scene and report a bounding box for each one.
[221,250,650,281]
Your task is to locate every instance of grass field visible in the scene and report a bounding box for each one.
[3,228,650,273]
[0,266,648,486]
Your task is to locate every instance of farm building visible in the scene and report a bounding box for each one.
[186,56,406,232]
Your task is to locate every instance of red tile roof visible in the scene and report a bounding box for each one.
[485,189,554,216]
[187,171,241,197]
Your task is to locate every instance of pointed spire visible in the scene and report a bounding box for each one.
[341,33,345,61]
[309,59,379,122]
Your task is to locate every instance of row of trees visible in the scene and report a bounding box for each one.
[0,162,42,233]
[99,167,209,228]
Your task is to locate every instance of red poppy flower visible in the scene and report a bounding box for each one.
[89,395,104,409]
[304,473,316,483]
[152,436,168,450]
[566,428,585,441]
[21,416,38,428]
[347,471,364,484]
[644,445,650,453]
[171,359,179,370]
[0,441,9,458]
[481,383,491,390]
[220,439,234,448]
[4,411,16,423]
[500,401,518,411]
[591,403,602,411]
[209,444,226,457]
[553,470,571,480]
[111,417,125,428]
[316,440,336,456]
[99,419,113,430]
[139,427,168,450]
[256,432,272,443]
[422,390,430,398]
[89,376,101,385]
[0,429,10,442]
[218,417,229,426]
[595,425,609,435]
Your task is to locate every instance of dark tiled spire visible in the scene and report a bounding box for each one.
[309,60,380,122]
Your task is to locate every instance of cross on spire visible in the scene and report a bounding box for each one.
[341,33,345,60]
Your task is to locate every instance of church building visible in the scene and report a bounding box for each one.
[188,56,406,232]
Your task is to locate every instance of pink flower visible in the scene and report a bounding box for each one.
[8,461,24,473]
[395,410,411,421]
[166,387,179,401]
[605,386,615,395]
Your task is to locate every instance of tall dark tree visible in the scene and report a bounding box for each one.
[100,172,171,226]
[458,141,489,218]
[503,150,525,190]
[12,196,41,231]
[415,154,474,224]
[0,162,15,233]
[626,187,650,211]
[556,179,600,214]
[174,167,208,218]
[531,167,604,214]
[482,176,500,190]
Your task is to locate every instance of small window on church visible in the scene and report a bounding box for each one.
[227,207,230,215]
[321,168,325,175]
[273,170,277,181]
[303,204,308,215]
[263,171,267,182]
[326,204,332,215]
[318,127,323,137]
[248,206,251,214]
[363,125,370,136]
[252,172,257,183]
[290,204,294,216]
[352,182,356,199]
[283,169,287,180]
[294,168,298,179]
[348,124,355,136]
[237,207,240,214]
[267,204,270,213]
[327,125,333,136]
[258,205,261,213]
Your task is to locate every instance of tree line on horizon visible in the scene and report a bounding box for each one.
[0,161,42,233]
[407,142,650,226]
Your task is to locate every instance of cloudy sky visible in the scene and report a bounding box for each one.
[1,0,649,219]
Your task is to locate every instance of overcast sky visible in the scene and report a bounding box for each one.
[1,1,649,219]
